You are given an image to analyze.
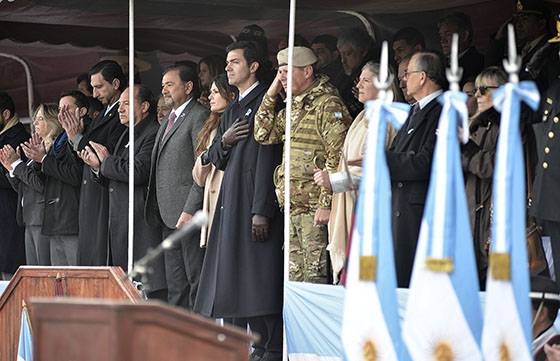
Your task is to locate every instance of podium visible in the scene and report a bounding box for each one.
[30,298,256,361]
[0,266,142,361]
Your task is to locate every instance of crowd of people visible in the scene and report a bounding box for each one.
[1,0,560,359]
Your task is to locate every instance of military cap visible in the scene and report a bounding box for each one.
[277,46,318,67]
[514,0,550,17]
[530,276,560,302]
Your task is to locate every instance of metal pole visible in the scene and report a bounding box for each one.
[127,0,135,274]
[283,0,296,359]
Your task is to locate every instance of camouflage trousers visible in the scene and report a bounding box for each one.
[289,211,328,283]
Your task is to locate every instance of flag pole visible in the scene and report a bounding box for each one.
[127,0,135,275]
[282,0,296,359]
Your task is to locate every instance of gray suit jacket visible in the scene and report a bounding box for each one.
[145,98,208,229]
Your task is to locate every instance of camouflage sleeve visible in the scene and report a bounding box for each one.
[254,93,285,145]
[317,96,351,208]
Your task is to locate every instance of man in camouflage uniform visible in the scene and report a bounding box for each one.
[254,46,351,283]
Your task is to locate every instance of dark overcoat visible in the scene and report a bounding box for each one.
[41,133,83,236]
[9,160,45,227]
[387,97,442,288]
[76,106,126,265]
[0,122,28,273]
[194,82,284,318]
[99,115,166,291]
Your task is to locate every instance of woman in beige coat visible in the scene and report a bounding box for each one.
[313,61,403,283]
[193,74,236,247]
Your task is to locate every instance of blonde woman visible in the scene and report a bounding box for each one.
[0,103,62,265]
[313,61,402,282]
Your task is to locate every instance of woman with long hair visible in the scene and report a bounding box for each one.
[197,55,226,108]
[313,61,402,283]
[193,73,237,247]
[0,103,62,265]
[461,66,507,286]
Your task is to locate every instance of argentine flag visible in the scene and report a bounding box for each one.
[341,98,410,361]
[17,304,33,361]
[481,81,540,361]
[402,91,483,360]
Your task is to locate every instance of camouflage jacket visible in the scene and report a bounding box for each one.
[254,75,352,213]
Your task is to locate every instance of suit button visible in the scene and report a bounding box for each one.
[555,117,559,124]
[109,188,114,193]
[395,211,401,217]
[543,162,549,169]
[397,182,403,188]
[83,180,87,184]
[549,132,555,139]
[545,110,549,115]
[545,147,550,154]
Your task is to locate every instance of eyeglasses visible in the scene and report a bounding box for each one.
[475,85,499,96]
[465,89,477,97]
[403,70,424,79]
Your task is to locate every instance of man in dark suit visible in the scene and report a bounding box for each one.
[61,60,126,266]
[18,91,88,266]
[145,65,208,309]
[437,12,484,87]
[387,52,445,287]
[81,85,167,300]
[0,91,28,278]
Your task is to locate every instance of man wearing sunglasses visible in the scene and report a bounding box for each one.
[386,52,445,287]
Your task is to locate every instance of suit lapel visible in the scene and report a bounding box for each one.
[90,103,118,134]
[392,98,439,151]
[159,99,196,150]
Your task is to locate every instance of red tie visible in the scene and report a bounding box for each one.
[163,112,177,138]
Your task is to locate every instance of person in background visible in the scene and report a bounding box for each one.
[87,96,103,121]
[313,61,401,283]
[76,73,93,97]
[198,55,226,107]
[391,27,425,64]
[461,66,507,287]
[311,34,346,90]
[80,85,167,300]
[398,55,415,104]
[437,12,484,86]
[192,73,236,248]
[156,94,173,125]
[337,27,375,117]
[462,78,478,117]
[0,90,28,279]
[0,103,62,266]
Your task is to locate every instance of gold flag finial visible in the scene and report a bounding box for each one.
[434,341,454,361]
[499,341,511,361]
[363,339,378,361]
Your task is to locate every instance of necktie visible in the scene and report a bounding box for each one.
[406,104,420,133]
[163,112,177,138]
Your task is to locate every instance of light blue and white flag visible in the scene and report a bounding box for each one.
[402,91,483,360]
[341,99,410,361]
[481,81,540,361]
[17,304,33,361]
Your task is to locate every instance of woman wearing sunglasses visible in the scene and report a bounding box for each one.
[461,66,507,288]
